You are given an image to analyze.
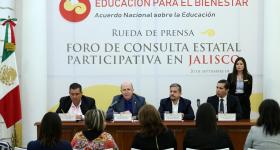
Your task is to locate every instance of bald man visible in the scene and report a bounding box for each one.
[106,81,146,120]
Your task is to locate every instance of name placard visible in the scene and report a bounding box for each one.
[164,113,182,121]
[59,113,77,121]
[113,113,132,121]
[218,113,236,121]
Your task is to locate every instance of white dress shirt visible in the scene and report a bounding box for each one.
[172,100,179,113]
[68,101,83,116]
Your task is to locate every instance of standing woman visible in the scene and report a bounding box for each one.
[227,57,253,119]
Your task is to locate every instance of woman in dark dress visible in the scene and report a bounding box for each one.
[184,103,233,150]
[27,112,72,150]
[227,57,253,119]
[131,104,177,150]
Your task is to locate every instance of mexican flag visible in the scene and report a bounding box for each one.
[0,18,22,128]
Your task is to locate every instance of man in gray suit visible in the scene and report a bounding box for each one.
[106,81,146,120]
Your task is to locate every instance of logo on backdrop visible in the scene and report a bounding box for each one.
[59,0,91,22]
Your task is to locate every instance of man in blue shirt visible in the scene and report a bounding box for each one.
[106,81,146,120]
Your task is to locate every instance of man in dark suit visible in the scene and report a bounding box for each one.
[207,79,242,120]
[56,83,96,119]
[106,81,146,120]
[158,83,195,120]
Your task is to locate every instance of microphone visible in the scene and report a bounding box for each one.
[197,99,200,108]
[109,100,119,108]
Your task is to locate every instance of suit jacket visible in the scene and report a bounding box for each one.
[207,94,242,120]
[183,128,233,150]
[106,94,146,120]
[56,95,96,115]
[158,97,195,120]
[227,73,253,98]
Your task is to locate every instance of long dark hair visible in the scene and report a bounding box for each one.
[256,99,280,135]
[138,104,166,137]
[196,103,217,133]
[230,57,250,84]
[39,112,62,147]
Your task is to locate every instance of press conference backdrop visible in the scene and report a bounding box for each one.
[47,0,263,113]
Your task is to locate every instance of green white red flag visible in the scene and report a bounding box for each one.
[0,17,22,128]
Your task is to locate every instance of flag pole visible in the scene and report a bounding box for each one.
[0,17,22,147]
[12,124,17,147]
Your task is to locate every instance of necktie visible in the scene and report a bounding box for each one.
[220,99,224,113]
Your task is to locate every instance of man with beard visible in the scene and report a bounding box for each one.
[158,83,195,120]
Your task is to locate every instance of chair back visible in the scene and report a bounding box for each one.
[186,148,229,150]
[0,141,12,150]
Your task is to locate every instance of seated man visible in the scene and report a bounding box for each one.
[207,79,242,120]
[106,81,146,120]
[56,83,96,119]
[158,83,195,120]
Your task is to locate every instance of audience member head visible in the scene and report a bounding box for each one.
[232,57,248,74]
[120,81,134,101]
[256,99,280,135]
[38,112,62,147]
[196,103,217,133]
[169,83,182,102]
[138,104,166,137]
[85,109,106,132]
[69,83,82,105]
[216,79,229,98]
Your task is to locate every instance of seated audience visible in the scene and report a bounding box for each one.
[207,79,243,120]
[183,103,233,150]
[27,112,72,150]
[71,109,118,150]
[244,99,280,150]
[158,83,195,120]
[106,81,146,120]
[56,83,96,120]
[131,104,177,149]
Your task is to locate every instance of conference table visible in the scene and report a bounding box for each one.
[35,120,255,150]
